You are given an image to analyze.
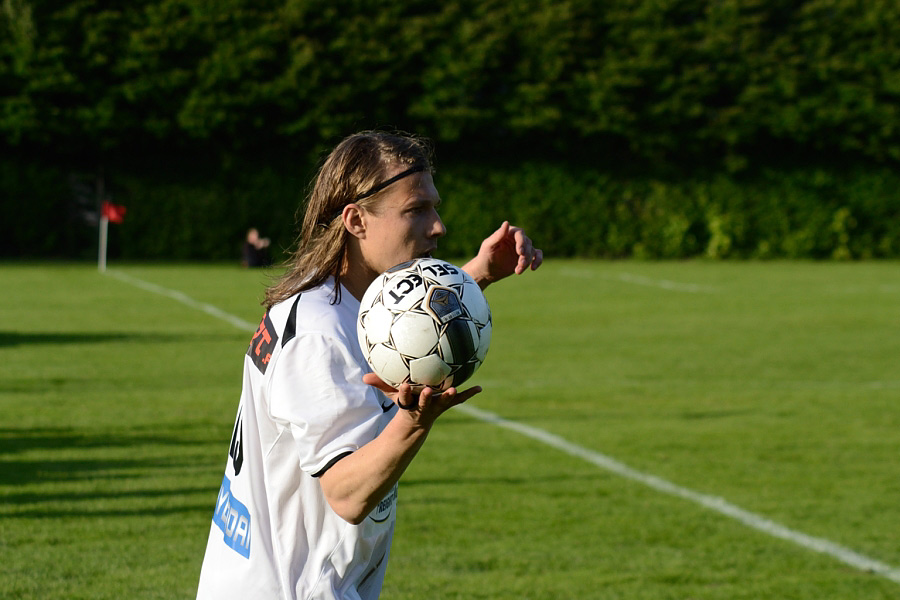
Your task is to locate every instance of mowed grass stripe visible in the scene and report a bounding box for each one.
[105,265,900,586]
[457,404,900,584]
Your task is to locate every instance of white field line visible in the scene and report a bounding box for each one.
[106,269,258,332]
[106,269,900,585]
[456,404,900,584]
[560,267,718,294]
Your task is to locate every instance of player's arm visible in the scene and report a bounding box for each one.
[318,382,481,524]
[462,221,543,290]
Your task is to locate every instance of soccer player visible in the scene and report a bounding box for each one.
[196,131,543,599]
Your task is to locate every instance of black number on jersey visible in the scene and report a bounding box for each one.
[230,406,244,476]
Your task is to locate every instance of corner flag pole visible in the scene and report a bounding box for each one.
[96,171,125,272]
[97,171,107,272]
[98,212,109,272]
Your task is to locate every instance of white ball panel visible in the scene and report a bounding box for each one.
[363,303,394,344]
[391,311,440,358]
[408,354,452,386]
[475,320,492,362]
[460,280,491,325]
[366,343,409,388]
[359,273,389,314]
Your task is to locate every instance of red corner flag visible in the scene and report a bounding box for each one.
[98,201,125,272]
[102,201,126,224]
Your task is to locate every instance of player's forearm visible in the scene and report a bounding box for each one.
[319,414,430,524]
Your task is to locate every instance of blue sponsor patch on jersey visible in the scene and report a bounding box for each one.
[213,475,251,558]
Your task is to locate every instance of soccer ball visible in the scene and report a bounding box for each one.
[357,258,492,392]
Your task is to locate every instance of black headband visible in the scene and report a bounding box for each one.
[321,164,428,226]
[355,164,427,200]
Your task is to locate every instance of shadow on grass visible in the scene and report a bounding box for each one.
[0,454,213,485]
[2,485,216,505]
[0,424,227,519]
[4,503,216,519]
[0,331,243,347]
[0,425,223,455]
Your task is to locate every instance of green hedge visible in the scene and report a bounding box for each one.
[0,160,92,258]
[436,164,900,260]
[4,158,897,261]
[110,164,306,261]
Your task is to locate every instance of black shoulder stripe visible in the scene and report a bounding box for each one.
[312,451,354,478]
[282,294,302,347]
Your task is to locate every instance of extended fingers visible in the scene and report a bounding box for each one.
[365,374,483,413]
[512,227,542,274]
[531,247,544,271]
[484,221,511,248]
[452,385,483,403]
[406,385,483,411]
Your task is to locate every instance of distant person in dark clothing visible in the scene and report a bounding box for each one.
[242,228,272,267]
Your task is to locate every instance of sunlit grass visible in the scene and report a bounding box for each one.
[1,261,898,599]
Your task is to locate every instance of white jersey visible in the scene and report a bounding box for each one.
[197,278,398,600]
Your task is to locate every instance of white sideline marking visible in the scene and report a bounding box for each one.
[616,271,718,294]
[105,269,258,332]
[561,267,718,293]
[106,269,900,585]
[457,404,900,584]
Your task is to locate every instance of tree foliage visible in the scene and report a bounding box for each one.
[3,0,898,165]
[2,0,899,260]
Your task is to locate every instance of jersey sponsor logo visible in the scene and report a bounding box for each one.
[247,312,278,373]
[229,406,244,476]
[369,484,397,523]
[213,475,251,558]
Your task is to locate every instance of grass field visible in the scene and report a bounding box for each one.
[1,260,899,599]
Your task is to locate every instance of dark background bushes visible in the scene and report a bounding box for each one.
[2,0,898,261]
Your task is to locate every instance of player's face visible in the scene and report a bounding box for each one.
[359,171,446,275]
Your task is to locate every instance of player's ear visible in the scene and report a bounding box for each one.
[342,203,366,239]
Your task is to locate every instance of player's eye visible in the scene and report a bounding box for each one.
[408,203,433,215]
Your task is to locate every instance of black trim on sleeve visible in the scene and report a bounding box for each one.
[282,294,302,348]
[312,451,354,478]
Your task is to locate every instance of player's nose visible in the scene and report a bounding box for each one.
[430,210,446,238]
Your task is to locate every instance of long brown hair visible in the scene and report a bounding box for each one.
[264,131,433,309]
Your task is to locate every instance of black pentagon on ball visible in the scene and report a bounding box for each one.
[450,359,477,388]
[441,318,476,365]
[386,259,420,273]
